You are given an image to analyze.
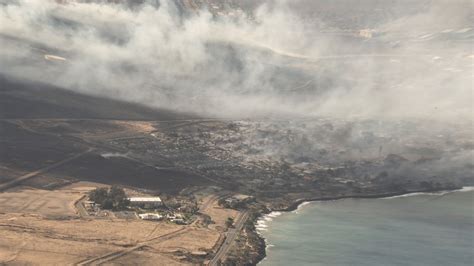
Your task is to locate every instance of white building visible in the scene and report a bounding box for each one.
[129,197,163,209]
[138,213,163,221]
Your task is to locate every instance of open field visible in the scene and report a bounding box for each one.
[0,116,213,194]
[0,186,81,218]
[199,195,240,232]
[0,212,185,264]
[0,185,227,265]
[0,166,26,184]
[0,121,87,173]
[49,153,211,193]
[0,174,235,265]
[107,249,187,266]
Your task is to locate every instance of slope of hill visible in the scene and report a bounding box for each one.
[0,75,196,120]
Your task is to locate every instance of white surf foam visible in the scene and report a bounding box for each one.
[264,216,273,222]
[255,211,284,235]
[299,201,311,208]
[457,186,474,192]
[256,221,268,227]
[384,186,474,199]
[292,201,311,214]
[267,211,282,218]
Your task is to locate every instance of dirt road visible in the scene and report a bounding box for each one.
[76,227,190,265]
[0,148,94,192]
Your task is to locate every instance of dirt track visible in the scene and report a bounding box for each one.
[0,149,93,192]
[76,227,190,265]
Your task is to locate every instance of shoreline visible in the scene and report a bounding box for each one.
[272,187,466,213]
[252,186,471,265]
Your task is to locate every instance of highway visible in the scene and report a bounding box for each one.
[208,211,249,266]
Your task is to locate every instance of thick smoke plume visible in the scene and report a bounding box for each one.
[0,0,472,121]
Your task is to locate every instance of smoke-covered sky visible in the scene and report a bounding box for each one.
[0,0,472,121]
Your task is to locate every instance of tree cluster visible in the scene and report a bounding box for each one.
[89,186,130,210]
[225,217,235,228]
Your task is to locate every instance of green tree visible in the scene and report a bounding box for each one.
[225,217,234,228]
[102,198,114,209]
[88,186,129,210]
[89,187,108,204]
[109,185,129,209]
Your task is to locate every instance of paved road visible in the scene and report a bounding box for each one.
[0,148,94,192]
[208,211,249,266]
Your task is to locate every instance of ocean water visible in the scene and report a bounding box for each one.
[258,188,474,266]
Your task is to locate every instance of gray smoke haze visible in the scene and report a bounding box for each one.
[0,0,472,121]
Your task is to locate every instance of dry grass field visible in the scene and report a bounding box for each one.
[200,195,240,232]
[0,186,83,218]
[0,183,235,265]
[0,212,183,264]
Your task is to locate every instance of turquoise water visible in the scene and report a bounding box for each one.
[258,188,474,266]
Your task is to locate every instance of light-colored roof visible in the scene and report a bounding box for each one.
[233,194,252,200]
[139,213,162,219]
[129,197,162,202]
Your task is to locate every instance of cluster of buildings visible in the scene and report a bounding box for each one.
[138,212,186,223]
[129,197,187,224]
[111,118,454,199]
[84,194,190,223]
[222,194,254,209]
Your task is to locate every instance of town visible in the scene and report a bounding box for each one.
[0,0,472,265]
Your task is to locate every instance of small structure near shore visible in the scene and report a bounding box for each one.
[221,194,255,209]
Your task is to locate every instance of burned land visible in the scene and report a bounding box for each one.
[0,0,472,265]
[0,74,472,265]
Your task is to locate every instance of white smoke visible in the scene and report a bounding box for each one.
[0,0,472,121]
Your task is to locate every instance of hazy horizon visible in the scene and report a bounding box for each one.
[0,0,472,122]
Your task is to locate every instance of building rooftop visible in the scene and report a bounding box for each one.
[129,197,162,202]
[138,213,163,220]
[233,194,252,200]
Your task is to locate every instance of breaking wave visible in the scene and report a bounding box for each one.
[383,186,474,199]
